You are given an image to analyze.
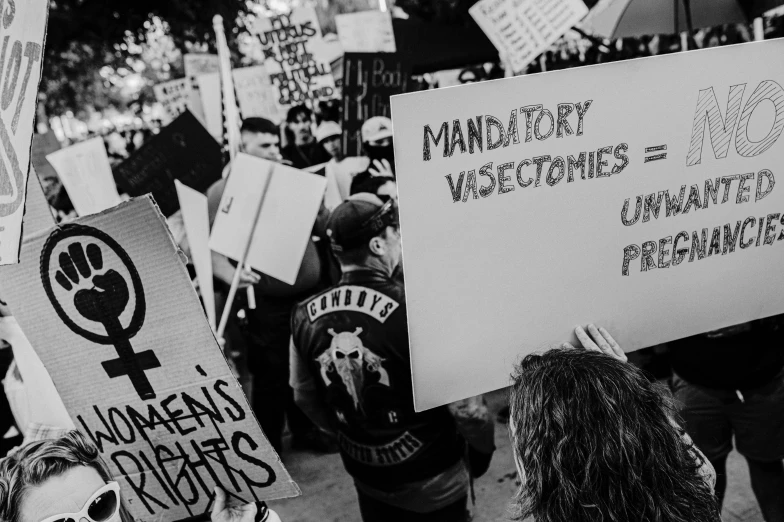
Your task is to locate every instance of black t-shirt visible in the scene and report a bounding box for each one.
[282,141,330,170]
[669,316,784,389]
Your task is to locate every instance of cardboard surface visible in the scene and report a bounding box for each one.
[391,39,784,410]
[342,53,409,157]
[0,196,299,519]
[470,0,587,73]
[197,72,224,141]
[233,66,284,123]
[175,181,216,330]
[113,111,223,217]
[0,0,50,265]
[46,137,122,216]
[335,11,396,53]
[209,154,327,285]
[251,7,336,108]
[153,78,191,125]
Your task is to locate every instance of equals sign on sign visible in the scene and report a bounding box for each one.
[644,145,667,163]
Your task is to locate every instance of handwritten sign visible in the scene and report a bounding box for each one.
[196,72,224,141]
[342,53,409,157]
[209,154,327,285]
[46,137,122,216]
[250,7,336,108]
[153,78,191,124]
[0,0,49,265]
[470,0,587,73]
[0,196,299,519]
[335,11,396,53]
[113,111,223,217]
[391,39,784,410]
[184,54,221,78]
[233,66,284,123]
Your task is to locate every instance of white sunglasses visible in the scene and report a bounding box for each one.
[39,481,121,522]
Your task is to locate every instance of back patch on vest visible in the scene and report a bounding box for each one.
[306,285,400,323]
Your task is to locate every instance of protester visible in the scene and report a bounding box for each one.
[0,431,264,522]
[509,325,720,522]
[668,318,784,521]
[207,116,335,455]
[281,105,330,169]
[359,116,395,174]
[350,171,397,199]
[290,194,494,522]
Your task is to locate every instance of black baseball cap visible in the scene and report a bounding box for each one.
[326,194,399,252]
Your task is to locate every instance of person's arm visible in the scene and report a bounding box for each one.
[289,337,334,434]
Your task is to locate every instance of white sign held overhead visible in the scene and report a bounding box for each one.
[233,66,284,123]
[153,78,191,124]
[470,0,588,73]
[46,137,122,216]
[196,72,224,141]
[209,154,327,285]
[175,180,216,330]
[335,10,397,53]
[391,39,784,411]
[0,0,50,265]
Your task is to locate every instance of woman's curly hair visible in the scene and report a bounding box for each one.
[509,348,720,522]
[0,431,133,522]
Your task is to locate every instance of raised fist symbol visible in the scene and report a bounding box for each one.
[55,243,129,324]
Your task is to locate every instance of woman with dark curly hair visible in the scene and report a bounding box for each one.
[0,431,264,522]
[509,325,720,522]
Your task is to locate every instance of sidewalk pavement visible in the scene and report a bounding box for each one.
[271,389,763,522]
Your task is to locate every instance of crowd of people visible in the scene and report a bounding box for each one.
[0,19,783,522]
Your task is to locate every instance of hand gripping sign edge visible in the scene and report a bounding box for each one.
[39,224,161,400]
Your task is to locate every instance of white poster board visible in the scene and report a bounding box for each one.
[0,197,299,519]
[250,7,336,108]
[196,72,224,141]
[153,78,191,124]
[470,0,588,73]
[335,11,396,53]
[391,39,784,410]
[209,154,327,285]
[0,0,50,265]
[175,181,216,330]
[46,137,122,216]
[233,66,284,123]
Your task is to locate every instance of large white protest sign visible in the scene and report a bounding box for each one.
[153,78,191,124]
[335,11,396,53]
[46,137,122,216]
[0,0,49,265]
[175,181,216,330]
[470,0,587,73]
[209,154,327,285]
[392,39,784,410]
[0,196,299,518]
[233,66,284,122]
[184,53,221,78]
[250,7,336,108]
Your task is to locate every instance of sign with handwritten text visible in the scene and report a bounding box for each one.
[392,40,784,410]
[0,197,299,519]
[0,0,49,265]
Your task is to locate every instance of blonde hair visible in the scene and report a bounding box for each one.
[0,431,133,522]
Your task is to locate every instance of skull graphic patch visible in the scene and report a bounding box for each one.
[316,327,390,414]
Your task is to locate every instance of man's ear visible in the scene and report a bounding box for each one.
[368,235,385,257]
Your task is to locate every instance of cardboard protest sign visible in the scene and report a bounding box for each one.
[184,54,221,78]
[196,72,224,141]
[342,53,409,156]
[392,39,784,410]
[250,7,336,108]
[153,78,191,124]
[175,181,216,330]
[209,153,327,285]
[0,0,49,265]
[335,10,396,53]
[470,0,587,73]
[46,137,122,216]
[113,111,223,217]
[0,196,299,518]
[233,66,284,123]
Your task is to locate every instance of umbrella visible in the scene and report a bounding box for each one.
[584,0,784,38]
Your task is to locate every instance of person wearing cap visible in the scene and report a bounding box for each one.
[290,195,489,521]
[281,105,331,170]
[314,121,369,211]
[349,116,397,196]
